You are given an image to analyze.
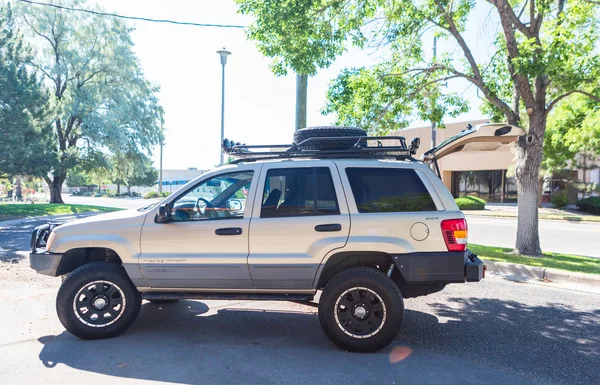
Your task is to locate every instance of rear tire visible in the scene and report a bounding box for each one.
[293,126,367,151]
[56,262,142,340]
[318,267,404,352]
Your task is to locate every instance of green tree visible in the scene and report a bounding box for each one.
[14,0,164,203]
[544,93,600,196]
[238,0,600,255]
[66,168,94,188]
[0,4,52,179]
[110,150,156,195]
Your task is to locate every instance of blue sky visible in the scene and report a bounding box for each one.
[87,1,498,169]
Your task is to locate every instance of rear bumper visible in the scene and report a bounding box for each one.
[392,249,485,284]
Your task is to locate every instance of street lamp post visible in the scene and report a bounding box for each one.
[217,48,231,166]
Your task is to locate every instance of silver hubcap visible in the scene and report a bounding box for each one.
[354,306,367,319]
[93,298,107,310]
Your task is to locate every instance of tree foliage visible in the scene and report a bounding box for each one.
[238,0,600,255]
[13,0,164,203]
[0,4,52,178]
[544,93,600,173]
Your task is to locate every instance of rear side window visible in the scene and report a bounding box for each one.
[346,168,436,213]
[261,167,340,218]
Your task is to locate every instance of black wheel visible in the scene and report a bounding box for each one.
[56,262,142,340]
[318,267,404,352]
[293,126,367,151]
[147,299,180,305]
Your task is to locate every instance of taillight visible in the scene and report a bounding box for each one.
[441,219,468,252]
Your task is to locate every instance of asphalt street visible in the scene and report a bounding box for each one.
[1,259,598,385]
[1,217,599,385]
[467,216,600,258]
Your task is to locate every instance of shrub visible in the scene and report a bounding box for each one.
[160,192,171,197]
[144,191,160,199]
[551,191,568,209]
[455,196,485,210]
[576,196,600,215]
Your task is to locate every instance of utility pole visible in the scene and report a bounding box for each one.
[431,36,437,149]
[295,74,308,131]
[158,142,163,194]
[217,48,231,165]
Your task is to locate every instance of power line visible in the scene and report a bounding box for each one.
[18,0,247,29]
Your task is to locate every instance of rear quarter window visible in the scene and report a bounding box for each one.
[346,168,437,213]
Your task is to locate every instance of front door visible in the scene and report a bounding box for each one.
[139,167,259,289]
[247,161,350,290]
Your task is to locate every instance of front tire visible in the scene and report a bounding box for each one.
[319,267,404,352]
[56,262,142,340]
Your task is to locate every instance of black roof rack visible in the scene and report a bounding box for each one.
[222,135,420,164]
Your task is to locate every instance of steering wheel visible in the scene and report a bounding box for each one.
[196,197,218,218]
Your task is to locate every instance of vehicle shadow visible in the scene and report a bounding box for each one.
[36,298,599,385]
[402,297,600,385]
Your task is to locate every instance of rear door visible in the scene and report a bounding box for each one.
[423,123,526,160]
[247,161,350,290]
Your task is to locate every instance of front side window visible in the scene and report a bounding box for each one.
[170,171,253,221]
[346,168,436,213]
[261,167,340,218]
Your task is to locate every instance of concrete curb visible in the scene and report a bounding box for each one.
[483,260,600,288]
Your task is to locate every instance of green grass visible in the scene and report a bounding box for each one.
[469,243,600,275]
[0,203,122,222]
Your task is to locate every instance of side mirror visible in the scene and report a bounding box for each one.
[228,199,242,211]
[156,204,171,223]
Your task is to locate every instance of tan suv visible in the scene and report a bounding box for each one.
[30,124,523,352]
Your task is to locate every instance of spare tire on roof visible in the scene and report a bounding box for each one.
[293,126,367,151]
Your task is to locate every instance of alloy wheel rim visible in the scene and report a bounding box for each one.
[72,280,126,328]
[333,286,387,339]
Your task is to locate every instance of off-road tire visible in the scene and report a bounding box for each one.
[56,262,142,340]
[293,126,367,151]
[318,267,404,352]
[147,299,180,305]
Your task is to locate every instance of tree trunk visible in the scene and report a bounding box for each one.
[14,177,23,200]
[514,118,545,256]
[117,184,121,195]
[127,185,131,196]
[47,175,65,204]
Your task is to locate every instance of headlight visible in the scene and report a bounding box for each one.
[46,231,57,251]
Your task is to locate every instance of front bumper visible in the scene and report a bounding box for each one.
[30,251,63,276]
[392,249,485,284]
[30,223,63,277]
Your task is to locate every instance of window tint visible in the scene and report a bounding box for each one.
[261,167,340,218]
[171,171,253,221]
[346,168,436,213]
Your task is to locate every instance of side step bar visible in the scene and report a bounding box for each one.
[142,292,314,302]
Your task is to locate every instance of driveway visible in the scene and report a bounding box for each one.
[468,216,600,258]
